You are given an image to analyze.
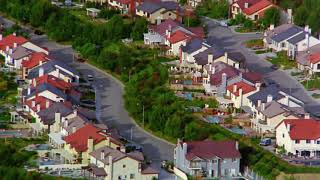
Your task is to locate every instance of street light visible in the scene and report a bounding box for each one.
[137,103,145,127]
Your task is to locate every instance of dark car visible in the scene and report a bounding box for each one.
[260,138,272,146]
[270,64,279,70]
[34,29,44,35]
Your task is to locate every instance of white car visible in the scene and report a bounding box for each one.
[87,75,94,81]
[219,20,228,27]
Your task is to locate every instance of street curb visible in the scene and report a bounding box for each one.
[85,62,175,147]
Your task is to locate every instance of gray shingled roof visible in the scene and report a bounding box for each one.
[25,83,67,100]
[28,60,78,80]
[271,26,303,43]
[181,38,203,54]
[287,32,307,44]
[194,45,224,65]
[247,85,284,106]
[38,102,73,125]
[136,2,162,13]
[228,52,245,63]
[10,46,31,60]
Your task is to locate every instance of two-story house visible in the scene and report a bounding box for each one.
[276,118,320,157]
[21,52,51,80]
[226,81,259,109]
[174,139,241,178]
[230,0,274,21]
[88,146,159,180]
[296,44,320,75]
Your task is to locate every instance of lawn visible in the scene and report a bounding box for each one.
[268,51,296,70]
[245,39,264,49]
[235,26,260,33]
[80,91,95,101]
[302,77,320,90]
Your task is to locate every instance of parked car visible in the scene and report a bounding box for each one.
[77,58,86,63]
[219,20,228,27]
[260,138,271,146]
[87,74,94,81]
[271,64,279,70]
[34,29,44,35]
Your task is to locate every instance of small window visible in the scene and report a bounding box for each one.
[123,164,126,168]
[282,134,285,138]
[295,140,300,144]
[317,140,320,144]
[168,13,171,16]
[232,158,236,162]
[317,64,320,70]
[130,174,135,179]
[306,140,311,144]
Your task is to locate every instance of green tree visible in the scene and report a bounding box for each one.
[259,7,280,28]
[130,18,148,40]
[30,0,53,27]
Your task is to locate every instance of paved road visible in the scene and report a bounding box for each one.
[204,18,319,109]
[0,17,175,179]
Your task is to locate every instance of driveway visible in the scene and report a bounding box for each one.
[203,18,319,109]
[0,17,175,179]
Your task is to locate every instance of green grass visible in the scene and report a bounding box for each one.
[80,91,95,101]
[245,39,264,48]
[235,27,260,33]
[302,77,320,90]
[255,49,271,54]
[268,51,296,69]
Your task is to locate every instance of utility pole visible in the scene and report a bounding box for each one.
[142,105,145,127]
[130,126,133,141]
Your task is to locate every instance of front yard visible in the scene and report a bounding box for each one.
[302,76,320,90]
[245,39,264,49]
[267,51,296,70]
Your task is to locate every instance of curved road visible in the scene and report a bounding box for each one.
[0,17,175,179]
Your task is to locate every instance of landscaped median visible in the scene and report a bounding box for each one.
[2,0,320,179]
[267,51,296,70]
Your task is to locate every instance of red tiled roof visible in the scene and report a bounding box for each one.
[64,124,106,152]
[233,0,260,10]
[243,72,262,83]
[150,19,181,36]
[227,81,256,96]
[34,74,72,90]
[167,30,191,44]
[0,34,28,51]
[188,27,205,39]
[210,66,239,86]
[25,96,53,112]
[242,0,273,15]
[22,52,50,69]
[114,0,130,4]
[182,140,241,160]
[308,53,320,64]
[282,119,320,140]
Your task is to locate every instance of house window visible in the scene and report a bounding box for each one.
[306,140,311,144]
[317,64,320,70]
[232,158,236,162]
[295,140,300,144]
[282,134,285,138]
[317,140,320,144]
[168,13,171,16]
[123,164,126,168]
[130,174,135,179]
[281,42,286,48]
[212,159,217,163]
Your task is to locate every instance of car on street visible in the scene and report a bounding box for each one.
[219,20,228,27]
[270,64,279,70]
[87,74,94,81]
[260,138,271,146]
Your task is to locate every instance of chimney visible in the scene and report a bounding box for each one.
[13,32,16,36]
[9,48,12,54]
[73,109,77,116]
[13,43,17,48]
[39,61,42,65]
[39,67,44,77]
[5,46,9,52]
[305,113,310,119]
[56,68,60,77]
[304,25,309,32]
[255,82,261,91]
[261,103,265,111]
[65,120,68,128]
[0,34,2,40]
[233,84,237,93]
[31,100,35,107]
[287,9,292,24]
[212,67,215,74]
[235,141,239,150]
[72,126,76,133]
[239,88,243,97]
[208,53,213,64]
[37,104,40,112]
[267,95,273,103]
[287,123,291,132]
[209,64,212,71]
[101,150,105,160]
[306,33,310,50]
[269,24,274,30]
[120,146,126,153]
[224,52,228,64]
[222,73,227,87]
[257,99,261,107]
[45,100,50,108]
[285,95,290,106]
[54,111,61,124]
[182,142,187,156]
[27,87,31,95]
[244,2,249,8]
[87,136,94,153]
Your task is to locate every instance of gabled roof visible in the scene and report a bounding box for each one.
[35,74,72,91]
[187,27,205,39]
[182,140,241,160]
[22,52,50,69]
[137,1,179,14]
[287,32,307,44]
[181,38,204,53]
[65,124,107,152]
[167,30,191,44]
[228,52,246,63]
[194,45,224,65]
[243,72,262,84]
[26,83,67,101]
[233,0,261,10]
[114,0,130,4]
[37,101,73,125]
[10,46,31,60]
[242,0,273,15]
[0,34,28,51]
[271,26,303,43]
[281,119,320,140]
[247,85,284,106]
[227,81,256,96]
[28,60,78,80]
[149,19,181,36]
[25,96,53,112]
[210,66,239,86]
[308,52,320,64]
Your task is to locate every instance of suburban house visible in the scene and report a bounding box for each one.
[230,0,274,21]
[174,139,241,178]
[296,44,320,75]
[27,60,79,84]
[64,124,123,164]
[23,83,67,103]
[143,19,203,47]
[136,1,180,24]
[108,0,131,14]
[276,118,320,157]
[88,146,159,180]
[21,52,51,79]
[24,96,53,117]
[180,38,210,66]
[264,24,320,59]
[202,64,242,96]
[226,81,259,109]
[247,85,305,133]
